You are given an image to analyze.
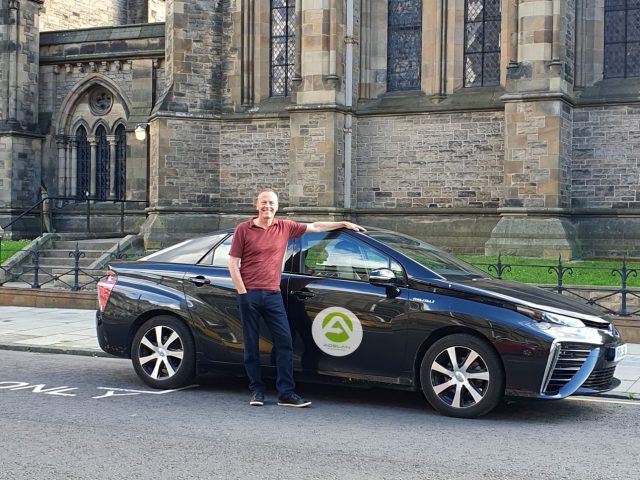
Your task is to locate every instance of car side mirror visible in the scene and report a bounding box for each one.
[369,268,399,287]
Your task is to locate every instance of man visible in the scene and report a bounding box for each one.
[228,189,365,407]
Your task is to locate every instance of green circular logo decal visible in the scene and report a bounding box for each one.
[312,307,363,357]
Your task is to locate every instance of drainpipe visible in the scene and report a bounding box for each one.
[344,0,354,210]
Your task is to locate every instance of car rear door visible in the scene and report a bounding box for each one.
[285,232,410,384]
[181,234,246,364]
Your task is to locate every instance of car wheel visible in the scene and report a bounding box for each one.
[132,315,195,389]
[420,334,504,418]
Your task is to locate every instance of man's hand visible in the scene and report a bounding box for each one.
[342,221,366,232]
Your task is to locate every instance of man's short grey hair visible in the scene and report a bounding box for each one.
[257,188,277,199]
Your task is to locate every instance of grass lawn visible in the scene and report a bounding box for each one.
[0,240,31,263]
[459,255,640,287]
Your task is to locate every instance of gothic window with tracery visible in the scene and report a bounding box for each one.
[270,0,296,96]
[115,125,126,200]
[76,126,89,200]
[464,0,501,87]
[95,126,109,201]
[387,0,422,91]
[604,0,640,78]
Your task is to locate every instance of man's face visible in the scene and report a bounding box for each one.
[256,191,278,220]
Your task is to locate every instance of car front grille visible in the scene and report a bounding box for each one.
[544,343,593,394]
[580,366,617,391]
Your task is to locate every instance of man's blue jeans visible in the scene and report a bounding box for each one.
[237,290,295,396]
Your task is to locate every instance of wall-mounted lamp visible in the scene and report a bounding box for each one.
[134,123,150,141]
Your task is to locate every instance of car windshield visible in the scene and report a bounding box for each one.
[366,231,488,279]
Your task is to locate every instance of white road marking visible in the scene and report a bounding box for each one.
[92,384,198,399]
[567,396,640,406]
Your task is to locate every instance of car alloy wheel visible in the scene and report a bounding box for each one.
[420,334,504,418]
[132,315,195,389]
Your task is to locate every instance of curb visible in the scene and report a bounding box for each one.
[0,343,115,359]
[0,287,97,310]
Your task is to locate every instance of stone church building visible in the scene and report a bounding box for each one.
[1,0,640,258]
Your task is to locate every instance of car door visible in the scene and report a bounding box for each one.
[181,234,246,365]
[285,231,410,383]
[183,233,298,369]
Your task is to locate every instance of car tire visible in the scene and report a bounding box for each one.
[131,315,196,389]
[420,334,504,418]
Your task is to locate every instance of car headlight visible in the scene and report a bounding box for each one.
[516,305,586,328]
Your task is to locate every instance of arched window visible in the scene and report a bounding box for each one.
[76,126,89,200]
[604,0,640,78]
[95,126,109,201]
[270,0,296,96]
[115,125,126,200]
[387,0,422,91]
[464,0,501,87]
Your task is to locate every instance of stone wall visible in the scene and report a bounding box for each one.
[40,0,127,31]
[42,64,135,126]
[289,111,345,207]
[572,105,640,209]
[560,101,573,208]
[219,117,291,207]
[0,6,9,127]
[152,118,221,208]
[564,0,576,85]
[150,116,291,209]
[0,0,41,130]
[0,133,42,205]
[355,111,504,209]
[160,0,223,113]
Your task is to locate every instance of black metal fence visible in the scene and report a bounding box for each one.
[2,240,640,316]
[0,240,129,291]
[1,195,147,237]
[470,255,640,317]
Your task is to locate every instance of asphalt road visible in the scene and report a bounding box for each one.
[1,350,639,480]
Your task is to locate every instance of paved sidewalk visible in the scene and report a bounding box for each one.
[0,306,639,400]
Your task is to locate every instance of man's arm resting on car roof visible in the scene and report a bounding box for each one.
[305,221,366,233]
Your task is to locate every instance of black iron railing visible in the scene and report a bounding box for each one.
[0,240,130,291]
[472,254,640,316]
[2,238,640,315]
[1,195,147,236]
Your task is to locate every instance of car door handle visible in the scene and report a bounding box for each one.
[188,275,211,286]
[291,289,316,299]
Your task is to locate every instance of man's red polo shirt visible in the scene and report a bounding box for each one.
[229,217,307,291]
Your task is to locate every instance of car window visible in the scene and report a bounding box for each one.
[198,235,233,266]
[199,235,296,271]
[301,232,403,282]
[141,234,225,264]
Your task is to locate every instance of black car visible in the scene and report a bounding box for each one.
[96,227,627,418]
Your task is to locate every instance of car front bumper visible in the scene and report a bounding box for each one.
[535,324,625,399]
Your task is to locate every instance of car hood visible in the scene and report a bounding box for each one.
[413,276,608,322]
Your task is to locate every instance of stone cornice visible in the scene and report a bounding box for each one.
[498,207,640,217]
[39,23,165,46]
[40,50,165,65]
[0,129,45,139]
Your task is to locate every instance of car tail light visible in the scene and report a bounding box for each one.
[97,270,117,312]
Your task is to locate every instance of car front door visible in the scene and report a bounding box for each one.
[184,234,298,370]
[285,232,410,384]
